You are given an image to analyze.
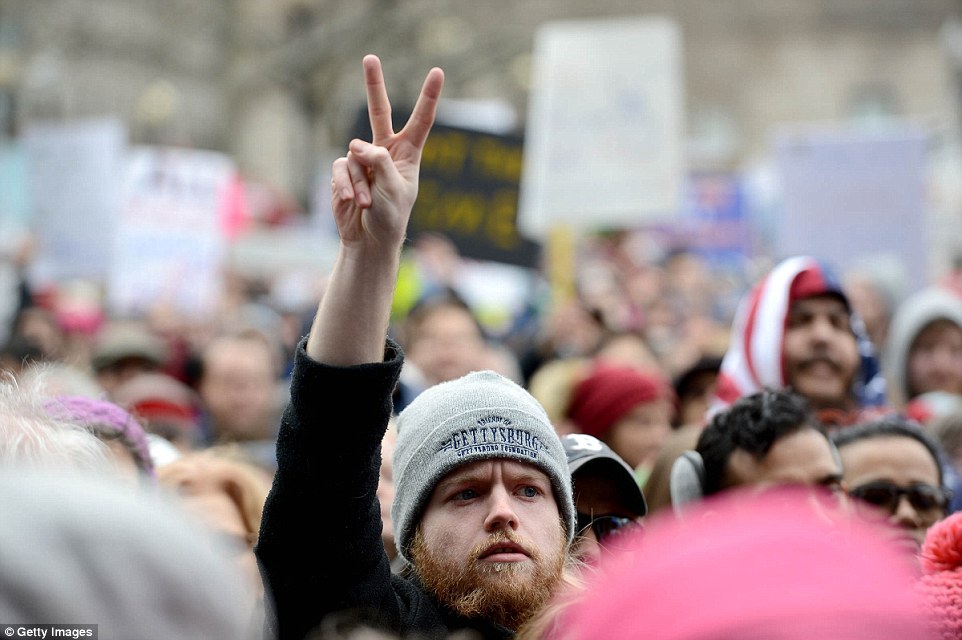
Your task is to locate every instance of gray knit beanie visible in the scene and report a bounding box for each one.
[392,370,575,563]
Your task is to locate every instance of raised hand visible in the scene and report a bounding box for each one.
[308,56,444,366]
[330,55,445,251]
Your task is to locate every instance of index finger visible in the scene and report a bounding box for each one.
[400,67,445,151]
[363,55,394,145]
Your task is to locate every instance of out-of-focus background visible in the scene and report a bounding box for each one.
[1,0,962,425]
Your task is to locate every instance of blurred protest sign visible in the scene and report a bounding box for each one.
[107,146,232,318]
[414,124,540,268]
[647,172,754,266]
[519,16,685,238]
[775,126,929,290]
[0,140,28,232]
[0,141,28,343]
[23,118,125,284]
[351,111,540,268]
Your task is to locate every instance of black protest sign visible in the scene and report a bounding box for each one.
[350,110,541,268]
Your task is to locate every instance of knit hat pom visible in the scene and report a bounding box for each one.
[920,512,962,575]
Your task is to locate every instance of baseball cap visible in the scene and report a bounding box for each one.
[91,322,168,372]
[562,433,647,518]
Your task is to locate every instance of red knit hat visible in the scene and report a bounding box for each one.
[566,363,670,439]
[917,511,962,639]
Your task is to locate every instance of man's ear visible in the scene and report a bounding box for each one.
[670,450,707,511]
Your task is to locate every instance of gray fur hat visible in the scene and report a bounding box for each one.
[392,370,575,563]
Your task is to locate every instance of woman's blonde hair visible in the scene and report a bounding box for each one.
[157,447,273,542]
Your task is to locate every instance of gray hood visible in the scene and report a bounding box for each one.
[0,470,256,640]
[885,287,962,405]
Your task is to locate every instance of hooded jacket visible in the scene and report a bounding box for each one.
[885,287,962,407]
[711,256,886,424]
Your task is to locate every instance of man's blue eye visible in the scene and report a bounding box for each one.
[520,486,538,498]
[457,489,478,500]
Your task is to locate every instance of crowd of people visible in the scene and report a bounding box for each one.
[4,54,962,639]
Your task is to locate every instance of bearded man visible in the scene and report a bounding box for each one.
[710,255,888,428]
[255,55,575,640]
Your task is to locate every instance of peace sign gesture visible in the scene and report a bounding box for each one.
[330,55,445,250]
[309,56,444,365]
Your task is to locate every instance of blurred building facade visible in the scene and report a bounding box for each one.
[1,0,961,206]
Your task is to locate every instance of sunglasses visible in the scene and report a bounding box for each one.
[576,512,637,544]
[848,481,948,515]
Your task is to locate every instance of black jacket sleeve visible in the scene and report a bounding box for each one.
[255,337,403,640]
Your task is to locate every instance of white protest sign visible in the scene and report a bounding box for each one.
[774,127,930,291]
[23,118,125,284]
[518,16,685,238]
[108,146,233,318]
[0,142,30,340]
[0,141,29,233]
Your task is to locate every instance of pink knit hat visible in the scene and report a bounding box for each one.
[553,488,935,639]
[566,363,671,439]
[917,512,962,639]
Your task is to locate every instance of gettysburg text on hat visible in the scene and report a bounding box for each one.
[437,415,550,461]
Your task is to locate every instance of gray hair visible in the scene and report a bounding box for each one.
[0,370,111,473]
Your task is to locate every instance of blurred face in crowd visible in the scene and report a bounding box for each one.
[724,427,843,493]
[676,369,719,427]
[199,336,277,441]
[16,308,66,360]
[412,459,566,630]
[406,304,487,386]
[907,319,962,397]
[547,299,605,358]
[593,333,661,373]
[783,296,860,411]
[571,472,640,565]
[602,398,672,470]
[839,436,945,549]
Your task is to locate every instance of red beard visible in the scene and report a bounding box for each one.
[410,526,567,630]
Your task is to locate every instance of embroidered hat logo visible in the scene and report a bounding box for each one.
[436,415,549,461]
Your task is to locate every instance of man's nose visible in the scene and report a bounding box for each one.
[891,494,923,529]
[483,485,519,532]
[809,315,837,342]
